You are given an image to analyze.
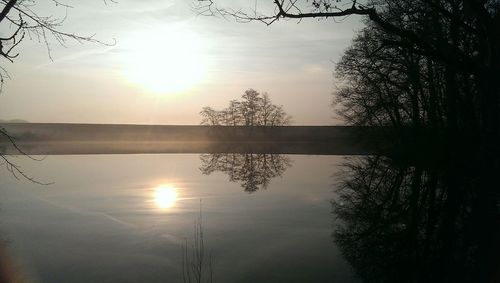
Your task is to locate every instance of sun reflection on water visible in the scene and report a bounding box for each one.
[154,185,178,209]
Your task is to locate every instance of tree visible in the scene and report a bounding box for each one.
[199,88,292,126]
[331,1,488,135]
[224,99,243,126]
[241,89,261,126]
[333,20,464,132]
[200,106,221,126]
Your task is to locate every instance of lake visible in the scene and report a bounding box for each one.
[0,154,358,283]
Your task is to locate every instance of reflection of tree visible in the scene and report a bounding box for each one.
[333,156,499,282]
[199,153,292,192]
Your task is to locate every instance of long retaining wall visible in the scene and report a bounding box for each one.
[0,123,381,155]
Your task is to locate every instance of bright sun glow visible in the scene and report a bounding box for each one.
[154,185,178,209]
[121,28,207,94]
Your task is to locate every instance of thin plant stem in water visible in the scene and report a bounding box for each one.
[182,200,213,283]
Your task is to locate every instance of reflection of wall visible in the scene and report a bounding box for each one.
[199,153,292,192]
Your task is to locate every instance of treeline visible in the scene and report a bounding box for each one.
[200,89,292,126]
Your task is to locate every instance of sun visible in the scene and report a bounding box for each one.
[120,28,207,94]
[154,185,178,209]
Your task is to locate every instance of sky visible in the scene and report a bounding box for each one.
[0,0,364,125]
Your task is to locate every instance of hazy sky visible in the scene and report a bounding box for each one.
[0,0,363,125]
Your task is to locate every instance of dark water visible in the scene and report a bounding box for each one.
[0,154,357,283]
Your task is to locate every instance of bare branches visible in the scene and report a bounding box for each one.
[0,126,52,185]
[0,0,16,22]
[0,154,51,185]
[200,89,292,126]
[0,14,24,63]
[0,0,114,66]
[194,0,492,75]
[194,0,281,25]
[195,0,372,25]
[274,0,373,19]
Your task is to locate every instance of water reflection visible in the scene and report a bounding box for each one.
[154,185,178,209]
[332,155,500,282]
[0,154,354,282]
[199,153,292,192]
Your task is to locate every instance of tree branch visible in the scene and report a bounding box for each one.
[0,0,16,23]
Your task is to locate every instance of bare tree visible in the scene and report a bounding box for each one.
[334,22,448,131]
[225,99,243,126]
[200,89,292,126]
[200,106,221,126]
[240,88,262,126]
[258,93,274,126]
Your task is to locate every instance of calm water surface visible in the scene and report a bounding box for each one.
[0,154,357,283]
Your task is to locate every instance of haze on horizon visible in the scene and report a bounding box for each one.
[0,0,363,125]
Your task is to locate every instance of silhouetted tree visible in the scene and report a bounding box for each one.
[200,106,221,126]
[199,89,292,126]
[223,100,243,126]
[240,89,261,126]
[332,4,485,142]
[199,153,292,192]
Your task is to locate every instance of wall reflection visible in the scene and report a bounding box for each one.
[199,153,292,192]
[332,155,500,282]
